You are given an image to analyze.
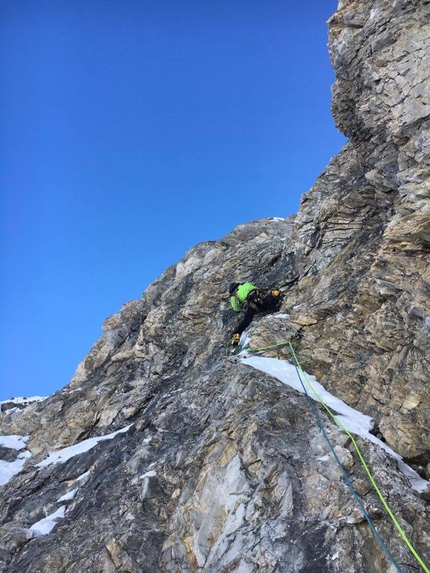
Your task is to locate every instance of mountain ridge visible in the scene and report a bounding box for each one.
[1,0,429,571]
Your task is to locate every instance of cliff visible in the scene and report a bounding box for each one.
[1,1,429,571]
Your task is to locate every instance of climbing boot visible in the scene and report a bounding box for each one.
[231,333,240,347]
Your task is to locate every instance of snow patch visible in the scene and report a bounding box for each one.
[57,488,78,502]
[2,408,22,415]
[29,506,66,537]
[398,460,429,494]
[0,396,47,406]
[239,332,250,347]
[76,470,91,482]
[140,470,157,479]
[0,434,29,450]
[37,424,132,468]
[0,451,32,487]
[369,7,381,21]
[141,470,157,497]
[243,356,429,492]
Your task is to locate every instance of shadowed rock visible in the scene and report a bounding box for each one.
[1,1,429,571]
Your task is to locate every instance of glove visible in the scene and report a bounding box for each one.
[231,333,240,347]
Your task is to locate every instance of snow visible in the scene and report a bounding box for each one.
[57,488,78,502]
[369,7,381,21]
[2,408,21,415]
[239,332,250,347]
[0,451,32,487]
[0,433,32,487]
[29,506,66,537]
[0,434,29,450]
[0,396,47,415]
[140,469,157,497]
[397,460,429,493]
[0,396,47,406]
[140,470,157,479]
[243,355,429,493]
[76,470,91,482]
[37,424,132,468]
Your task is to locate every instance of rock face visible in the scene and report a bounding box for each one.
[293,0,430,462]
[1,1,429,572]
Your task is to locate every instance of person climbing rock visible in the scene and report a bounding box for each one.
[229,282,283,346]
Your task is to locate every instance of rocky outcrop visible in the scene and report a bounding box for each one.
[287,0,430,462]
[0,1,429,571]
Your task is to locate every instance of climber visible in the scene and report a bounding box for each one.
[228,282,283,346]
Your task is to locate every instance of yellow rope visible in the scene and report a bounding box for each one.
[241,339,291,354]
[288,343,430,573]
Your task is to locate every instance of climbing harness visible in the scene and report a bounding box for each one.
[287,342,430,573]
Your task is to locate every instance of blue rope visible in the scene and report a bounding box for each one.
[289,352,404,573]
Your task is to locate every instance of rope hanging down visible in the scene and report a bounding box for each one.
[287,342,430,573]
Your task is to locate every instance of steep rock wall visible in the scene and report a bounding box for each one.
[285,0,430,461]
[0,1,429,572]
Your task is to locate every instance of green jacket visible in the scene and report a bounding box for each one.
[230,282,258,312]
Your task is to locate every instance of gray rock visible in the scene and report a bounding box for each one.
[0,1,429,571]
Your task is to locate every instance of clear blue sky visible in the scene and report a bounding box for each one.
[0,0,346,401]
